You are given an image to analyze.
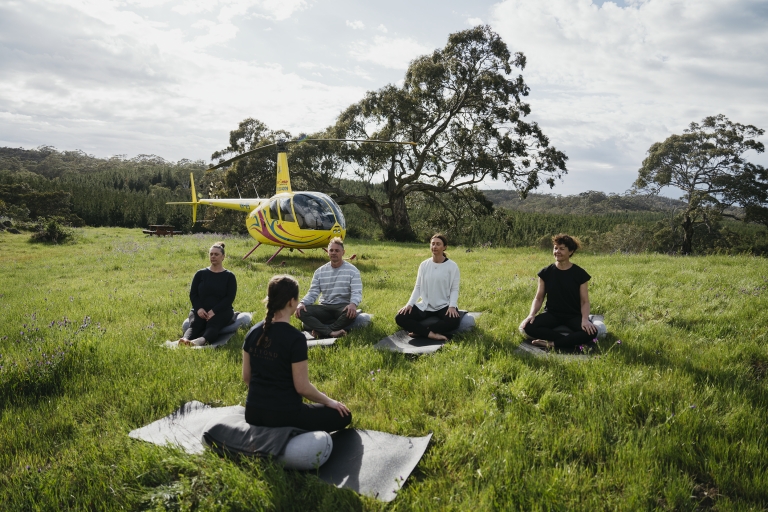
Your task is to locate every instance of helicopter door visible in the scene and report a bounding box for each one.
[278,197,295,222]
[292,193,335,231]
[269,199,279,222]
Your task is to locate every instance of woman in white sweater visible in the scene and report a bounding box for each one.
[395,234,461,341]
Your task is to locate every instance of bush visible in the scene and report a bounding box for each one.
[30,218,74,244]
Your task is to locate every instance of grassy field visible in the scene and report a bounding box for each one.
[1,228,767,511]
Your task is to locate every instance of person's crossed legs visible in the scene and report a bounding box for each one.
[395,306,461,341]
[524,311,593,350]
[301,304,354,338]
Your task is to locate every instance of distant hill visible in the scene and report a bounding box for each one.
[482,189,687,215]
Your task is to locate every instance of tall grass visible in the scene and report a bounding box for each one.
[1,228,767,510]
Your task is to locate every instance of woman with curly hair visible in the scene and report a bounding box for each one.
[242,275,351,432]
[519,233,597,350]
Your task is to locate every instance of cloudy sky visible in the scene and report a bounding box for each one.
[1,0,766,196]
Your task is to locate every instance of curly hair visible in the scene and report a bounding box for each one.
[552,233,582,253]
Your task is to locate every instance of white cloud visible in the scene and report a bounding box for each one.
[298,61,374,81]
[0,0,360,160]
[467,17,483,25]
[490,0,768,193]
[257,0,308,20]
[377,24,388,33]
[346,19,365,30]
[349,35,433,70]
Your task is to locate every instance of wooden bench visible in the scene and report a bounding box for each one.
[143,225,182,236]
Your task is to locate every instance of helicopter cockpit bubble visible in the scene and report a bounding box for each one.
[293,193,337,231]
[312,192,346,230]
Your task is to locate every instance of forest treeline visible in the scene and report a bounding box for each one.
[1,146,767,255]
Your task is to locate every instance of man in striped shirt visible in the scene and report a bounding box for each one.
[295,237,363,338]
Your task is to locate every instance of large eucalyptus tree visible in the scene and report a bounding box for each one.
[214,26,567,241]
[634,114,767,254]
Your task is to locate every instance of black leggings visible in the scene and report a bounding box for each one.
[523,311,594,350]
[245,403,352,433]
[395,306,461,338]
[185,309,233,341]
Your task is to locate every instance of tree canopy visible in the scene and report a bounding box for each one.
[634,114,767,254]
[216,25,567,241]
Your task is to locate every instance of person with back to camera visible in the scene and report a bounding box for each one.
[519,233,597,350]
[395,233,461,341]
[242,275,352,432]
[295,237,362,339]
[178,241,237,346]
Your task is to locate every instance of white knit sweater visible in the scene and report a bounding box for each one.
[407,257,460,311]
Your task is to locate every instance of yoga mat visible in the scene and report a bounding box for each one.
[373,330,446,354]
[318,428,432,503]
[374,312,482,354]
[164,330,240,350]
[128,400,242,454]
[128,401,431,502]
[165,312,252,349]
[514,340,590,360]
[303,331,337,348]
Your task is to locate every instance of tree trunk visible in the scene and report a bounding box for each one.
[380,192,417,241]
[681,212,694,255]
[339,191,417,242]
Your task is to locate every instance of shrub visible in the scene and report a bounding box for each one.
[30,217,74,244]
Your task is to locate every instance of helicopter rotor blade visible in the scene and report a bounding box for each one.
[207,142,279,170]
[293,138,417,146]
[206,138,416,170]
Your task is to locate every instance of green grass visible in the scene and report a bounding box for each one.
[1,228,767,511]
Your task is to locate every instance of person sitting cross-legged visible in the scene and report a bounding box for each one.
[395,233,461,342]
[519,233,597,350]
[295,237,363,339]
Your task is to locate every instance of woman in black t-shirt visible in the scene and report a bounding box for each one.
[179,241,237,346]
[242,275,351,432]
[519,234,597,350]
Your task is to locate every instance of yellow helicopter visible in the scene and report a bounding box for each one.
[169,138,415,263]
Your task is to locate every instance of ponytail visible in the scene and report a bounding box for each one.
[257,275,299,347]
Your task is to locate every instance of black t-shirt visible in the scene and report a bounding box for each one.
[242,322,308,412]
[538,263,591,317]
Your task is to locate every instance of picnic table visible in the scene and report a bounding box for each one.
[142,225,182,237]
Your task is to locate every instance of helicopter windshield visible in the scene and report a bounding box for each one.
[312,192,346,229]
[293,193,339,231]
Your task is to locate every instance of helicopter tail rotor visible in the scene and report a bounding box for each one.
[190,173,198,224]
[166,173,200,225]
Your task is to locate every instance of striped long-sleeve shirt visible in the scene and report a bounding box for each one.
[300,261,363,306]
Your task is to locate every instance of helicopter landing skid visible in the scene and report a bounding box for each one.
[242,242,262,260]
[266,247,284,264]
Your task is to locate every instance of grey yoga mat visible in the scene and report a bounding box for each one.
[374,312,481,354]
[128,401,431,502]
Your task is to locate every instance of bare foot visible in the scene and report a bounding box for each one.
[427,331,449,342]
[531,339,554,349]
[190,337,207,346]
[330,329,347,338]
[178,338,192,346]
